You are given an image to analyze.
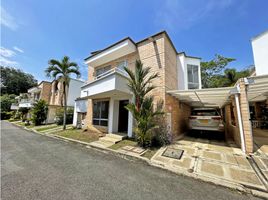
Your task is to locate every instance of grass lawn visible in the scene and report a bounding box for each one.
[141,148,158,160]
[56,129,99,143]
[16,121,35,128]
[34,124,59,132]
[109,139,137,150]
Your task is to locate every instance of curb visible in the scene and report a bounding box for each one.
[11,122,268,199]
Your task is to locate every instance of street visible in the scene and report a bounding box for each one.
[1,121,259,200]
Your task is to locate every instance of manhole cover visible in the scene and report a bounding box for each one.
[162,148,184,160]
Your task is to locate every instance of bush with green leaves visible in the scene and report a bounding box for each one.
[55,107,74,125]
[31,100,48,126]
[18,107,30,121]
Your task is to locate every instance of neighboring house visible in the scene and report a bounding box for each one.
[251,29,268,76]
[12,79,84,123]
[73,31,201,137]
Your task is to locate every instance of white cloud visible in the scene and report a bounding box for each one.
[155,0,234,31]
[0,56,18,66]
[0,47,18,66]
[13,46,24,53]
[1,6,18,31]
[0,47,16,57]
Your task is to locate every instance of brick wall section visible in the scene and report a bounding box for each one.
[239,79,253,153]
[40,82,52,103]
[166,94,191,137]
[137,34,166,104]
[225,100,240,146]
[50,80,65,106]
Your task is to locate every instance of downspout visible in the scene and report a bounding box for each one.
[234,85,246,153]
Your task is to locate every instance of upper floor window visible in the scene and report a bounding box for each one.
[187,64,199,89]
[117,60,128,71]
[95,65,111,79]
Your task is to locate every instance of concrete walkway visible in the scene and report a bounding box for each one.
[151,137,267,191]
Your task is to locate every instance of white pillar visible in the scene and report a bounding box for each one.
[108,98,114,133]
[235,93,246,153]
[73,101,78,127]
[127,97,134,138]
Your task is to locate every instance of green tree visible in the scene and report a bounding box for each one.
[31,100,48,126]
[45,56,80,130]
[124,60,164,147]
[201,55,235,88]
[0,94,16,112]
[0,66,38,95]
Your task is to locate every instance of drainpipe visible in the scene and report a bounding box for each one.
[234,86,246,153]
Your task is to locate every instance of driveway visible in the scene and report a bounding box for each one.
[151,136,266,191]
[1,121,259,200]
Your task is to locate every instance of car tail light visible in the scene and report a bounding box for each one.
[189,116,197,120]
[212,117,221,120]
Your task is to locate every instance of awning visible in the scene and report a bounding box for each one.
[247,74,268,102]
[168,87,234,108]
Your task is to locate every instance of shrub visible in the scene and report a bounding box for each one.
[18,107,29,121]
[0,111,13,120]
[31,100,48,126]
[55,107,74,125]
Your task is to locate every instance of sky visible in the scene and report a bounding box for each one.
[1,0,268,82]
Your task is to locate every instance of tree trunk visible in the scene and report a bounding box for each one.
[63,81,67,130]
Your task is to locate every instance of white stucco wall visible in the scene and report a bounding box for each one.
[252,30,268,76]
[73,99,87,126]
[80,72,130,98]
[177,54,201,90]
[67,79,84,106]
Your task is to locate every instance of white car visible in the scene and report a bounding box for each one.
[189,108,224,132]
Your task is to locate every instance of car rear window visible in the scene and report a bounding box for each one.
[191,109,219,116]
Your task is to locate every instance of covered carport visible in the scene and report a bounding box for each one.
[168,75,268,154]
[247,75,268,155]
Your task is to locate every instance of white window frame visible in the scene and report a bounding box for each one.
[117,60,128,71]
[95,65,112,79]
[92,100,109,126]
[187,64,199,89]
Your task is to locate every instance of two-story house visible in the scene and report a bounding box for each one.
[73,31,201,138]
[13,79,84,123]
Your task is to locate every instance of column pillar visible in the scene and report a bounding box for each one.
[239,79,253,153]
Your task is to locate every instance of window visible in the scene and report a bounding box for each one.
[95,65,111,79]
[187,65,199,89]
[117,60,128,71]
[93,101,109,126]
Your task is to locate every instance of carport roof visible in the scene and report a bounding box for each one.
[168,74,268,108]
[168,87,234,108]
[247,74,268,102]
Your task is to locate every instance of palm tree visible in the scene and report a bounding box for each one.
[124,60,158,112]
[45,56,81,130]
[224,68,237,86]
[124,60,164,147]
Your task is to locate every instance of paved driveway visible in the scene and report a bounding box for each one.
[151,136,266,191]
[1,121,259,200]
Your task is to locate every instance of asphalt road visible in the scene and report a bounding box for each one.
[1,121,260,200]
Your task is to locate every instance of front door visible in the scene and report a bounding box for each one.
[118,100,129,133]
